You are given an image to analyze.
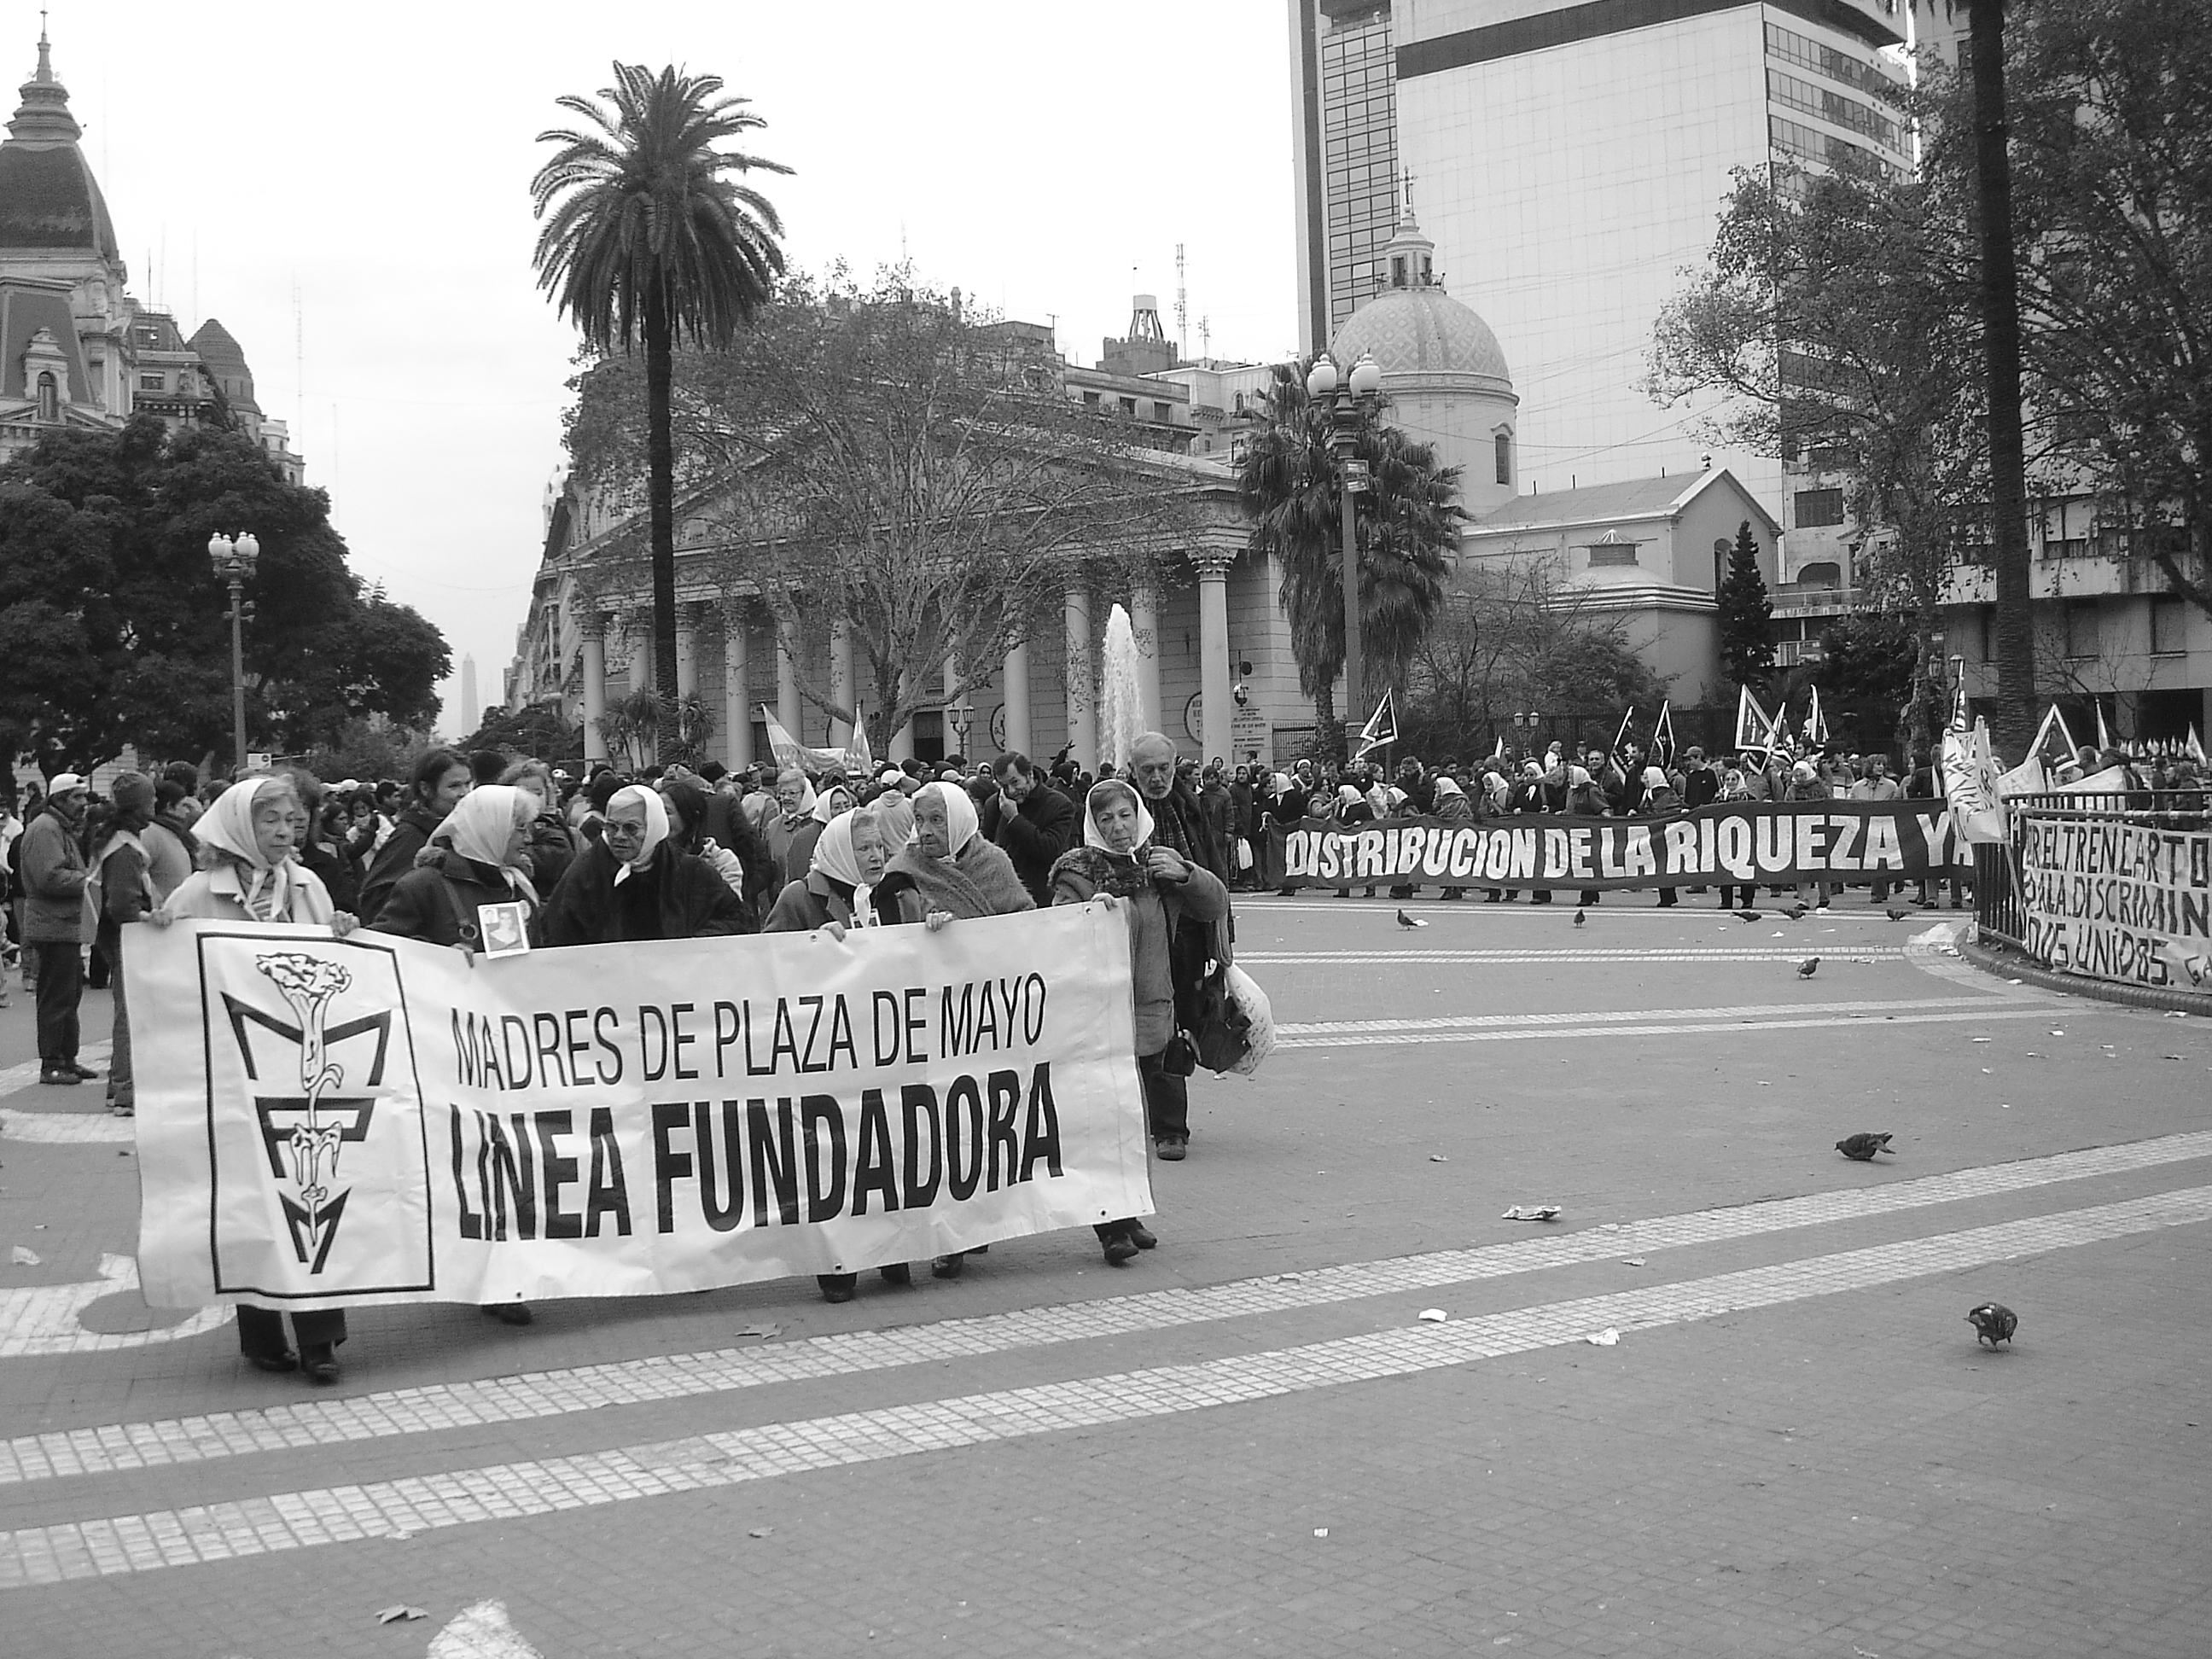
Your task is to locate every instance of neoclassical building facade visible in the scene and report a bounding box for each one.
[507,448,1307,774]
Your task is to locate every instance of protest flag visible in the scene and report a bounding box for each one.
[1651,701,1676,768]
[1610,705,1638,763]
[1802,685,1829,747]
[1732,686,1774,752]
[2095,700,2115,753]
[1355,689,1399,758]
[2189,725,2207,765]
[2029,703,2078,770]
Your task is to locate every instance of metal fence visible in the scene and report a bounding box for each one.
[1974,789,2209,954]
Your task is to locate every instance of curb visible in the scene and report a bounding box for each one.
[1960,935,2212,1016]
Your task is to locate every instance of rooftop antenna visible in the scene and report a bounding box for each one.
[1199,316,1211,360]
[1175,243,1188,361]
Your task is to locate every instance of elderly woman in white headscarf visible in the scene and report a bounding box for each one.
[148,773,358,1384]
[765,806,889,936]
[373,785,541,954]
[1051,777,1229,1260]
[871,781,1033,932]
[541,783,748,946]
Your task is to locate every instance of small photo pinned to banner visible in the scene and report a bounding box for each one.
[476,902,532,958]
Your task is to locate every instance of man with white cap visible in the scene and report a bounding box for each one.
[19,773,96,1086]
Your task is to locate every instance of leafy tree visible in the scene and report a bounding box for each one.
[457,701,583,764]
[0,415,448,774]
[1401,556,1671,759]
[1236,364,1461,734]
[532,62,790,750]
[298,718,438,786]
[1715,520,1775,690]
[1650,159,1983,754]
[563,266,1195,738]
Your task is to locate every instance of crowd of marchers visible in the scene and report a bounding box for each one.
[0,735,1237,1385]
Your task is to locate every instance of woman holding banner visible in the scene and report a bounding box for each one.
[1051,779,1228,1263]
[873,782,1033,1280]
[148,774,359,1382]
[541,786,750,945]
[765,806,914,1303]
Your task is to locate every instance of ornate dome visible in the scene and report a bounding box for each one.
[0,33,118,260]
[1327,208,1513,399]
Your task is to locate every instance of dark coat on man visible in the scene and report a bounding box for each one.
[979,782,1076,905]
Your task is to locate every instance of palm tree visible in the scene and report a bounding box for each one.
[1236,364,1461,735]
[531,63,789,745]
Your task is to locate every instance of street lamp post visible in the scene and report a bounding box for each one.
[207,531,260,773]
[1304,352,1384,761]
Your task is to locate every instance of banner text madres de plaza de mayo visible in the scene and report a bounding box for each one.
[128,906,1151,1312]
[1269,800,1970,890]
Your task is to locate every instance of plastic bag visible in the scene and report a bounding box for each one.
[1223,963,1275,1077]
[1236,837,1254,872]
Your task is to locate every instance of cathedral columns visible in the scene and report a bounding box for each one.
[1129,584,1162,734]
[1194,553,1234,765]
[721,598,752,771]
[1001,642,1033,759]
[1063,585,1094,773]
[579,611,609,765]
[775,616,802,744]
[829,619,855,748]
[674,604,701,701]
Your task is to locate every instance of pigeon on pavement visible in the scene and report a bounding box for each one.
[1734,910,1763,922]
[1783,903,1809,920]
[1966,1302,2017,1348]
[1397,909,1429,928]
[1573,909,1586,928]
[1798,956,1820,978]
[1886,907,1911,921]
[1836,1132,1895,1161]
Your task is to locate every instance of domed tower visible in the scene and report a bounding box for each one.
[0,26,131,419]
[1327,206,1518,518]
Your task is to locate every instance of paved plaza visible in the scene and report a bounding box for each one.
[1,898,2208,1657]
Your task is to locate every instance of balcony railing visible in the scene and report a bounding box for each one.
[1771,585,1858,613]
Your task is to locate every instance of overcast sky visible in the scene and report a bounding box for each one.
[34,0,1297,736]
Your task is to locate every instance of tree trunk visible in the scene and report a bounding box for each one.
[1970,0,2036,759]
[645,280,681,759]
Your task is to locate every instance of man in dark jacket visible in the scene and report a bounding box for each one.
[20,774,94,1086]
[980,751,1075,906]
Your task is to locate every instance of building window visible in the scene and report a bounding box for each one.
[1152,401,1173,423]
[1795,561,1842,590]
[2151,595,2188,655]
[1081,390,1100,410]
[1586,540,1640,568]
[139,373,165,392]
[1977,606,1996,663]
[2064,599,2100,661]
[1118,396,1137,417]
[1794,487,1844,528]
[35,370,58,422]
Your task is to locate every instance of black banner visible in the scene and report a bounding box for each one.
[1269,802,1966,890]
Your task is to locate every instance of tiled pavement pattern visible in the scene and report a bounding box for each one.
[4,1185,2206,1589]
[5,1130,2203,1487]
[3,905,2207,1656]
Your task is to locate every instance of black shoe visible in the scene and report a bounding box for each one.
[931,1253,965,1279]
[247,1352,298,1375]
[1103,1233,1140,1266]
[818,1273,857,1303]
[1126,1220,1157,1250]
[1155,1137,1188,1161]
[481,1302,533,1326]
[38,1068,80,1086]
[67,1062,100,1081]
[301,1344,341,1382]
[878,1261,912,1287]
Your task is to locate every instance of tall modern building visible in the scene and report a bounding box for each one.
[1289,2,1910,573]
[1289,0,1402,356]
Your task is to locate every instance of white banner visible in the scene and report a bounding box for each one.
[126,908,1151,1311]
[2017,816,2212,992]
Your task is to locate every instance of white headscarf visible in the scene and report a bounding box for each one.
[811,782,856,825]
[1081,780,1155,854]
[434,784,538,905]
[912,781,980,860]
[606,784,670,886]
[809,807,878,927]
[198,776,305,922]
[777,771,818,824]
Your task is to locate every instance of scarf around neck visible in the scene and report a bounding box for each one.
[198,777,303,922]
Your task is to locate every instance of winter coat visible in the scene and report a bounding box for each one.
[19,806,89,943]
[1681,765,1720,809]
[763,870,861,934]
[540,839,750,946]
[375,849,539,950]
[979,783,1077,906]
[1051,847,1230,1056]
[522,811,580,895]
[355,804,445,927]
